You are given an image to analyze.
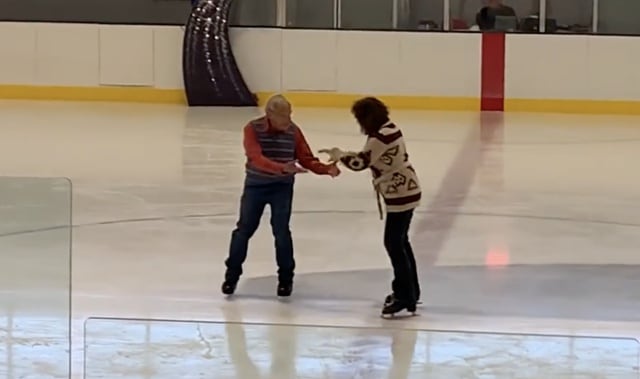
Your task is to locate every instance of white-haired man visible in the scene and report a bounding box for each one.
[222,95,340,297]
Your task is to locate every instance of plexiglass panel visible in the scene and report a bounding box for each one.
[451,0,540,32]
[546,0,592,33]
[597,0,640,35]
[340,0,394,30]
[229,0,278,27]
[84,317,640,378]
[286,0,335,28]
[399,0,444,30]
[0,177,72,378]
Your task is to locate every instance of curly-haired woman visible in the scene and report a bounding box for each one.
[320,97,421,317]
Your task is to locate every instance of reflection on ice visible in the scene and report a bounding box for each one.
[84,318,640,379]
[0,316,70,379]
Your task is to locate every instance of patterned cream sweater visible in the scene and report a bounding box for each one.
[339,122,421,216]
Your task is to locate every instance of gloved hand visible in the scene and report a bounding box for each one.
[318,147,345,163]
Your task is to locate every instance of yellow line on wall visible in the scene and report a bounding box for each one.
[0,85,185,104]
[255,91,480,111]
[505,99,640,115]
[2,85,640,115]
[0,86,479,110]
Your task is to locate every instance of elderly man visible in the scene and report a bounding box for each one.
[222,94,340,297]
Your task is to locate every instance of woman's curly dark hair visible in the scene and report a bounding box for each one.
[351,97,390,136]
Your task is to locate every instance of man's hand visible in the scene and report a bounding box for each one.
[318,147,344,163]
[327,163,340,178]
[283,161,307,174]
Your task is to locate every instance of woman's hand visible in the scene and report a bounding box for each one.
[318,147,344,163]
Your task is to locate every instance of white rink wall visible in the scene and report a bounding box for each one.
[505,34,640,101]
[237,28,482,96]
[0,23,481,98]
[0,23,183,89]
[1,22,640,104]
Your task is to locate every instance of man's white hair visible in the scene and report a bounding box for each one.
[265,94,291,113]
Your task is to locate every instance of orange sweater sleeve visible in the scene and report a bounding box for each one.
[294,127,332,175]
[243,124,287,174]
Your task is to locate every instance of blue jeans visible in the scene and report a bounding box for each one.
[225,180,295,283]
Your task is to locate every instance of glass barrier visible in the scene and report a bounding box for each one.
[84,317,640,379]
[232,0,632,34]
[341,0,395,30]
[597,0,640,35]
[546,0,593,33]
[286,0,335,29]
[0,177,72,379]
[406,0,444,31]
[0,0,638,34]
[0,0,193,25]
[235,0,640,34]
[452,0,595,33]
[230,0,277,27]
[450,0,540,32]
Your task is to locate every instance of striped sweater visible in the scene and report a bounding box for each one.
[243,117,333,185]
[244,118,297,184]
[340,122,421,215]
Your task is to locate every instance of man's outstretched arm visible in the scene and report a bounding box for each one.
[294,127,338,175]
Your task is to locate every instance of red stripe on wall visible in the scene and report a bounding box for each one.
[481,33,506,111]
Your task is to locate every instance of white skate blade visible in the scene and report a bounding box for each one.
[380,311,419,319]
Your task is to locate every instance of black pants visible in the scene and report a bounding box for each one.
[384,209,420,302]
[225,181,295,284]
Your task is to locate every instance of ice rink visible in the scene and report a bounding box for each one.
[1,100,639,378]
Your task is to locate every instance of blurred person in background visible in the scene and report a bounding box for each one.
[485,0,517,17]
[476,0,517,30]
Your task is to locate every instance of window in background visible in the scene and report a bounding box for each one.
[400,0,444,30]
[597,0,640,35]
[229,0,277,26]
[340,0,394,30]
[451,0,540,32]
[546,0,592,33]
[286,0,335,28]
[0,0,192,25]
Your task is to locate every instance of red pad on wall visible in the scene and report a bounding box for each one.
[481,33,506,111]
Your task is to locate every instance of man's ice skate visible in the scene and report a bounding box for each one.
[277,282,292,297]
[381,299,418,319]
[221,280,237,296]
[384,293,422,306]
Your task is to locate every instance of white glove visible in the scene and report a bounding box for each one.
[318,147,345,163]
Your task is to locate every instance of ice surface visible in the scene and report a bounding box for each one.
[1,101,640,378]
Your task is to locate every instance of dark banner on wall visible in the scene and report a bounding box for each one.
[182,0,257,106]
